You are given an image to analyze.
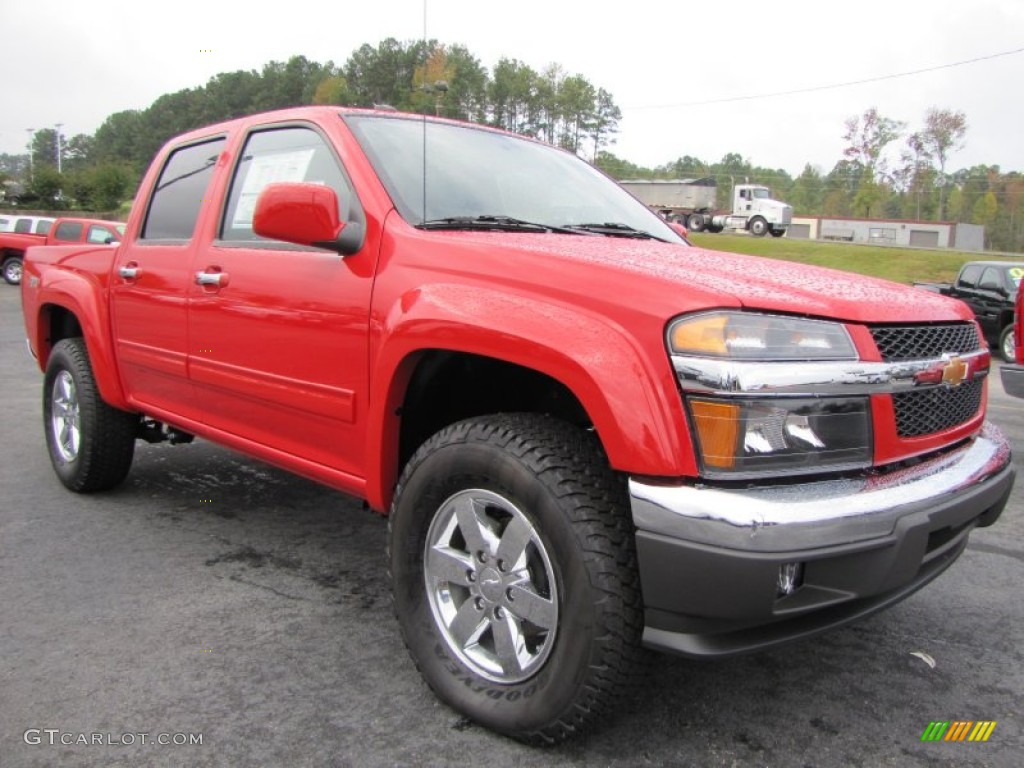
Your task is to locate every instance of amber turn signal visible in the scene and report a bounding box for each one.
[688,400,740,469]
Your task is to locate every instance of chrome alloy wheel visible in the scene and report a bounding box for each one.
[51,370,81,462]
[4,259,22,284]
[424,489,559,684]
[1002,329,1015,363]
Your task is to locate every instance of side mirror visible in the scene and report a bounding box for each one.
[253,182,362,255]
[979,280,1002,294]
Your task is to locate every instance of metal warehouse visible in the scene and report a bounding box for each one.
[788,217,984,251]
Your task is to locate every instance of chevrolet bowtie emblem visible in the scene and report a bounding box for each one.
[942,356,968,387]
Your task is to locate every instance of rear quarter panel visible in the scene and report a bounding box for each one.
[21,243,128,408]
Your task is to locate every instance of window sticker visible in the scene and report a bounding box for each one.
[231,148,315,228]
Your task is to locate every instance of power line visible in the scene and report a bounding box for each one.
[628,46,1024,110]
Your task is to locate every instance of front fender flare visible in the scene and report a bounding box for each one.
[364,283,694,511]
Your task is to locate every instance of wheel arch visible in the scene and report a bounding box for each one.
[31,289,128,410]
[363,286,694,512]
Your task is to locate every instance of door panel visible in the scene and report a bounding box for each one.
[187,125,372,477]
[111,136,226,419]
[188,247,371,474]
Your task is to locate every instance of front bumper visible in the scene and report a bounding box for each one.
[1001,363,1024,398]
[630,422,1013,658]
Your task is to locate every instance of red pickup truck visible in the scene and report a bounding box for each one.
[2,216,123,285]
[1,216,55,284]
[20,107,1014,744]
[46,216,125,246]
[1001,287,1024,396]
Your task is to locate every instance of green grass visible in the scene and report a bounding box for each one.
[689,234,1022,286]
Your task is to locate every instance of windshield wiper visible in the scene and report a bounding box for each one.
[562,222,660,239]
[417,215,583,234]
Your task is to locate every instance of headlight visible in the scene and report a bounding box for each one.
[687,396,872,478]
[668,311,856,361]
[669,311,870,479]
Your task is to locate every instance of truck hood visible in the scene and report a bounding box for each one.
[423,231,972,325]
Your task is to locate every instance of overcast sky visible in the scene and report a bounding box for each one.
[3,0,1023,176]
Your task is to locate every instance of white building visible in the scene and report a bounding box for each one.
[787,217,984,251]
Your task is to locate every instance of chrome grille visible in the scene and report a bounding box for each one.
[869,324,981,362]
[892,380,984,437]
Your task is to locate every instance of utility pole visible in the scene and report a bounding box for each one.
[54,123,63,174]
[25,128,34,177]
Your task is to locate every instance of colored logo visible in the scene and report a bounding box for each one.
[941,357,968,387]
[921,721,997,742]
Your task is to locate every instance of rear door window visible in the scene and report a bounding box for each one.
[142,137,226,240]
[957,265,982,288]
[53,221,84,242]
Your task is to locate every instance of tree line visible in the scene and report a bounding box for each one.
[597,106,1024,253]
[1,42,1021,252]
[0,40,621,212]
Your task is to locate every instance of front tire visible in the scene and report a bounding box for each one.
[999,324,1015,363]
[2,256,22,285]
[388,414,645,744]
[43,338,137,492]
[749,217,769,237]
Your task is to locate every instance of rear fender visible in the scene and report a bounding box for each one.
[30,269,128,410]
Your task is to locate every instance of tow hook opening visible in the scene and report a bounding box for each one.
[777,562,805,597]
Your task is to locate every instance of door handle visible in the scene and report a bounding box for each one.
[118,264,140,280]
[195,270,229,287]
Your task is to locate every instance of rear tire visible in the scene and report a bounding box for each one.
[43,338,137,492]
[2,256,22,285]
[388,413,645,744]
[687,213,706,232]
[769,228,785,238]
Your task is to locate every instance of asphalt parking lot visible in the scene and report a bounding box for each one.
[1,284,1021,767]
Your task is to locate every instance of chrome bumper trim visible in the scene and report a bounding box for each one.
[671,349,990,397]
[629,422,1011,553]
[1001,364,1024,399]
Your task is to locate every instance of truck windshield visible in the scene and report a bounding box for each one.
[344,114,684,244]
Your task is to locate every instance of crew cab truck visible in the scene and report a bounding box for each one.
[619,178,792,237]
[1,216,122,285]
[20,107,1013,744]
[0,215,54,285]
[916,260,1024,361]
[45,217,125,246]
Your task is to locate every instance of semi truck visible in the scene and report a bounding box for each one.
[619,178,792,237]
